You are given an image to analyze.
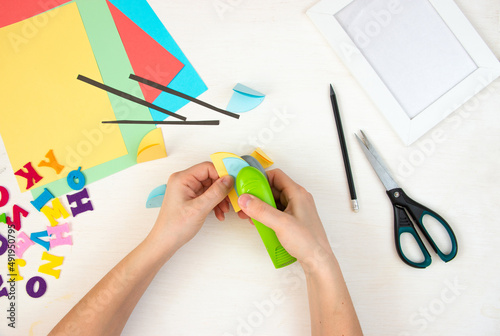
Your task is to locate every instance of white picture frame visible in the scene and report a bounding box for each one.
[307,0,500,145]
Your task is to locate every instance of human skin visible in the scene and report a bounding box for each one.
[50,163,362,336]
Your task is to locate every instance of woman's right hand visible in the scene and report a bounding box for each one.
[237,169,335,271]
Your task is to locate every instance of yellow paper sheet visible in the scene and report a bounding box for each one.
[0,2,127,192]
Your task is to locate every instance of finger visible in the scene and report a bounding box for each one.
[237,193,288,231]
[219,198,230,213]
[237,210,250,220]
[181,162,220,191]
[214,205,225,221]
[267,169,302,205]
[193,175,233,215]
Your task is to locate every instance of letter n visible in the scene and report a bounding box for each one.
[38,252,64,279]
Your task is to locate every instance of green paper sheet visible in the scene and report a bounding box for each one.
[31,0,155,198]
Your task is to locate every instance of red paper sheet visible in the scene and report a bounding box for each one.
[107,1,184,103]
[0,0,71,28]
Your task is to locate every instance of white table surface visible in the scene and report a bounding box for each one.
[1,0,500,335]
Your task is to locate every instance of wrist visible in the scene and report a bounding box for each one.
[300,247,339,278]
[143,229,181,265]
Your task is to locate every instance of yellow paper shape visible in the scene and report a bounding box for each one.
[250,148,274,169]
[0,3,127,192]
[210,152,243,212]
[137,128,167,163]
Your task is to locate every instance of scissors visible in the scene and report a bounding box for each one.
[355,130,458,268]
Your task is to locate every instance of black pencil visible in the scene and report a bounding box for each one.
[330,84,358,212]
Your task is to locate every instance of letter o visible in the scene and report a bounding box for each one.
[0,186,9,207]
[67,167,85,190]
[26,276,47,298]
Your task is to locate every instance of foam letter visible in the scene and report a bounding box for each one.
[38,149,64,174]
[66,188,93,217]
[0,275,8,298]
[30,188,54,211]
[67,167,85,191]
[0,186,9,207]
[9,259,26,281]
[0,233,7,256]
[47,223,72,248]
[14,162,43,190]
[6,205,29,231]
[15,232,34,258]
[38,252,64,279]
[26,276,47,298]
[30,231,50,251]
[40,198,70,226]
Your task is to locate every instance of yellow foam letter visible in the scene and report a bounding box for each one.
[40,198,70,226]
[38,252,64,279]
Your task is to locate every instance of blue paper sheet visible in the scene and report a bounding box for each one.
[109,0,207,121]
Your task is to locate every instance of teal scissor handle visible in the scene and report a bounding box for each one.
[388,188,458,268]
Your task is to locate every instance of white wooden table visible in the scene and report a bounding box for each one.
[1,0,499,335]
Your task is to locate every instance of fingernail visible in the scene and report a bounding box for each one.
[238,194,252,209]
[221,175,233,188]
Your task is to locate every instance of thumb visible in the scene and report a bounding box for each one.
[195,175,233,214]
[238,194,284,231]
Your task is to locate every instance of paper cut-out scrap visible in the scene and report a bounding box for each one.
[103,120,220,126]
[222,157,250,187]
[15,232,35,258]
[241,155,267,177]
[250,148,274,169]
[226,84,265,113]
[30,231,50,251]
[47,223,73,248]
[9,259,26,281]
[130,74,240,119]
[107,1,184,103]
[137,128,168,163]
[0,186,9,207]
[30,188,54,211]
[210,153,249,212]
[108,0,207,121]
[41,198,70,226]
[77,74,186,120]
[38,252,64,279]
[0,0,71,28]
[26,276,47,298]
[38,149,64,174]
[1,3,128,193]
[146,184,166,208]
[66,188,93,217]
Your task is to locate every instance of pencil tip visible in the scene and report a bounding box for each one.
[329,84,335,96]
